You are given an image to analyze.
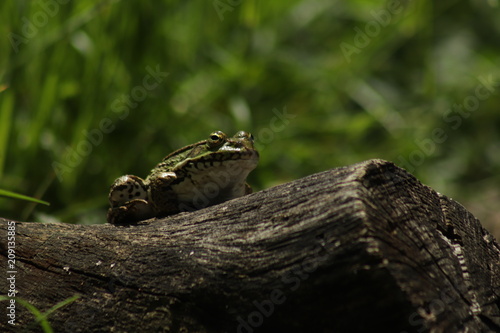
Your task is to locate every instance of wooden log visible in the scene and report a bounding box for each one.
[1,159,500,332]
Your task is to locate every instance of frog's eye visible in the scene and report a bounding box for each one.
[208,131,227,148]
[234,131,253,141]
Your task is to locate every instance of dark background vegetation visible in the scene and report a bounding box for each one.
[1,0,500,237]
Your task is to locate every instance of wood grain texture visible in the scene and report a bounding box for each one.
[1,159,499,332]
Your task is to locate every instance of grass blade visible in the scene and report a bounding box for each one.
[0,189,50,206]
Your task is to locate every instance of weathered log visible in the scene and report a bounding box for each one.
[1,159,500,332]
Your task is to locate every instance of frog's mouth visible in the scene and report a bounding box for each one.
[172,150,259,211]
[175,149,259,171]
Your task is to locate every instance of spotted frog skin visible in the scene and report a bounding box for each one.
[107,131,259,224]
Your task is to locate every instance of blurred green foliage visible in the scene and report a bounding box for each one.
[1,0,500,231]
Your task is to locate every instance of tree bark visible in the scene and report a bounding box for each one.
[1,159,500,332]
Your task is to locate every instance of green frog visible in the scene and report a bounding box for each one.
[107,131,259,224]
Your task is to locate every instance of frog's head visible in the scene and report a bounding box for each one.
[204,130,259,163]
[161,131,259,171]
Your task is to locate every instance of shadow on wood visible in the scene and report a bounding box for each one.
[1,159,500,332]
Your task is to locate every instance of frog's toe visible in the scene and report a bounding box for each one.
[107,199,155,224]
[109,175,148,207]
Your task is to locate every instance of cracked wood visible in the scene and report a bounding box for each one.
[1,159,500,332]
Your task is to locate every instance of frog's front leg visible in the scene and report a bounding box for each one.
[107,175,155,224]
[147,172,180,217]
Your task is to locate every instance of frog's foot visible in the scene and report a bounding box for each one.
[107,199,155,225]
[108,175,149,208]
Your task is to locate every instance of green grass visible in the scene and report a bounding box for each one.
[1,1,500,233]
[0,188,50,205]
[0,295,80,332]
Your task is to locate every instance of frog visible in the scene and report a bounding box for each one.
[107,130,259,224]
